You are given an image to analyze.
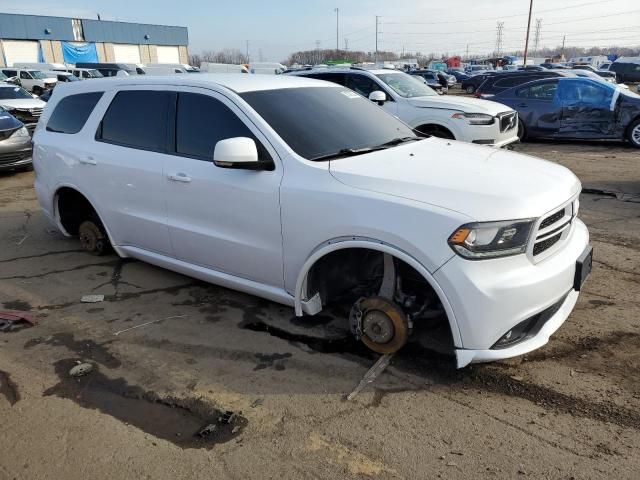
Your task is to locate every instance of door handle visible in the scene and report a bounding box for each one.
[79,157,97,165]
[168,173,192,183]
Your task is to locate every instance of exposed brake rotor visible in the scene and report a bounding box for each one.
[351,296,410,354]
[78,220,106,255]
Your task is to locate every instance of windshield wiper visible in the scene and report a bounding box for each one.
[311,137,422,162]
[374,136,423,148]
[311,147,379,162]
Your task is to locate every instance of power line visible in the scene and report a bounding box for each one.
[383,0,611,25]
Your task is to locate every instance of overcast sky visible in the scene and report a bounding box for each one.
[0,0,638,60]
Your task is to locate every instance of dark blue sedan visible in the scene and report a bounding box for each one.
[492,77,640,147]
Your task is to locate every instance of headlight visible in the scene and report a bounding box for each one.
[13,126,29,138]
[448,219,535,259]
[451,112,495,125]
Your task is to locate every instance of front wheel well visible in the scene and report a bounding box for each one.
[304,247,454,347]
[415,123,456,140]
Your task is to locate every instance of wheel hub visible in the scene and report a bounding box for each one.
[351,297,410,354]
[363,310,394,344]
[78,221,104,254]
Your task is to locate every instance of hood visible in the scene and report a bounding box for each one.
[329,137,581,221]
[0,110,22,131]
[407,95,513,115]
[0,98,46,109]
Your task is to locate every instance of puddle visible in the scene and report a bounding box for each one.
[0,370,19,405]
[24,333,121,369]
[44,359,247,449]
[2,300,31,311]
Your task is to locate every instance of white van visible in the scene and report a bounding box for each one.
[0,68,57,94]
[145,63,199,73]
[141,66,183,76]
[14,62,67,71]
[200,63,248,73]
[249,62,286,75]
[67,68,104,80]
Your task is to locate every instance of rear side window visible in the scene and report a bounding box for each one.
[46,92,103,134]
[175,92,270,161]
[98,90,170,151]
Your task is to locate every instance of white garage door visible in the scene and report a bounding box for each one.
[156,46,180,64]
[113,44,141,63]
[2,40,39,66]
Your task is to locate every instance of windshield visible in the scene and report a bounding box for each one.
[241,87,416,160]
[0,86,34,99]
[30,71,48,79]
[0,72,6,81]
[88,69,103,78]
[376,72,438,98]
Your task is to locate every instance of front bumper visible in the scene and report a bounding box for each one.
[0,136,32,170]
[457,118,519,148]
[434,219,589,367]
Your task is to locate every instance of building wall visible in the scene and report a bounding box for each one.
[40,40,64,63]
[179,45,189,64]
[96,42,108,62]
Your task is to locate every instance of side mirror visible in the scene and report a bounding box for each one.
[213,137,272,171]
[368,90,386,106]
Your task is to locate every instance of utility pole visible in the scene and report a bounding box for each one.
[315,40,321,64]
[375,15,379,62]
[533,18,542,57]
[560,35,566,61]
[523,0,534,66]
[466,44,469,60]
[344,38,349,51]
[334,8,339,51]
[245,40,249,63]
[495,22,504,56]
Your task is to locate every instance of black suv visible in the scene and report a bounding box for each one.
[475,71,573,98]
[461,72,499,94]
[608,61,640,83]
[75,63,144,77]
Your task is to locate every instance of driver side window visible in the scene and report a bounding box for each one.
[344,74,378,98]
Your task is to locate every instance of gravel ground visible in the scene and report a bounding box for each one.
[0,139,638,480]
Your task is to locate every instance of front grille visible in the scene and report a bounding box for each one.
[0,150,31,165]
[0,127,19,141]
[12,108,42,123]
[540,209,564,229]
[533,233,562,255]
[498,111,517,132]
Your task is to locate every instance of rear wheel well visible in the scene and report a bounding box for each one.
[305,248,454,347]
[56,187,99,236]
[415,124,456,140]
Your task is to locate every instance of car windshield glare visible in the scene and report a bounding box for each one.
[240,87,416,161]
[376,72,438,98]
[30,71,48,79]
[0,86,34,99]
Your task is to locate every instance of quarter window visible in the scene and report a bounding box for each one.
[47,92,103,134]
[175,92,270,161]
[98,90,170,152]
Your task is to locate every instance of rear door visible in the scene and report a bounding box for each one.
[163,88,284,287]
[557,79,617,137]
[90,88,173,254]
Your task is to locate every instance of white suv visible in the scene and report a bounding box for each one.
[288,68,519,147]
[33,75,591,367]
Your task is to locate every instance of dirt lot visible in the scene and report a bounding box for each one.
[0,140,638,480]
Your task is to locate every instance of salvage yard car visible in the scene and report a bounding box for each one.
[33,74,591,367]
[492,77,640,147]
[0,106,32,171]
[0,84,46,135]
[0,68,57,95]
[288,68,519,146]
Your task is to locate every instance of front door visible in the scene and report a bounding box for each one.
[558,79,617,137]
[163,89,284,287]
